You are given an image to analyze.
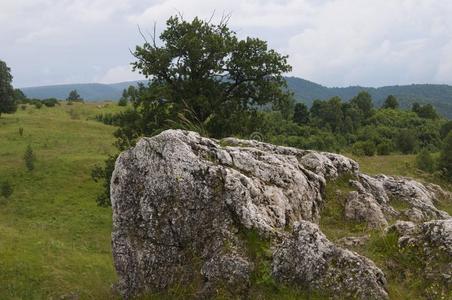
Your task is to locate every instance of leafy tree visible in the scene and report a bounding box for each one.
[412,103,438,119]
[131,15,292,139]
[438,132,452,179]
[24,145,35,171]
[382,95,399,109]
[352,140,375,156]
[293,102,309,125]
[377,141,392,155]
[396,129,417,154]
[13,89,27,103]
[118,89,128,106]
[0,60,17,117]
[310,97,344,132]
[350,91,374,119]
[440,121,452,139]
[91,154,118,207]
[66,90,83,102]
[1,180,13,199]
[416,149,435,173]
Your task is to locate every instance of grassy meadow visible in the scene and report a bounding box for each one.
[0,102,450,299]
[0,102,122,299]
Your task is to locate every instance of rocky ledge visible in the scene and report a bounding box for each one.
[110,129,451,299]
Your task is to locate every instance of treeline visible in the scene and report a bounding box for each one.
[260,92,446,156]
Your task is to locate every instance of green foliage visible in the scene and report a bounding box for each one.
[352,140,375,156]
[382,95,399,109]
[91,154,118,207]
[66,89,83,103]
[132,15,293,139]
[440,120,452,139]
[438,132,452,179]
[412,102,439,119]
[34,102,42,109]
[416,149,435,173]
[396,129,418,154]
[293,102,309,125]
[18,127,23,137]
[1,180,13,199]
[0,60,17,117]
[376,140,392,155]
[23,145,35,171]
[350,91,374,119]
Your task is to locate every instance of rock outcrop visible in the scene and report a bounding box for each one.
[110,129,451,299]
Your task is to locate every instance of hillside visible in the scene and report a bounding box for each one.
[0,103,121,299]
[0,103,450,298]
[21,78,452,118]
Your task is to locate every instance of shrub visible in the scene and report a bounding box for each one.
[416,149,435,173]
[1,181,13,198]
[34,102,42,109]
[396,129,417,154]
[24,145,35,171]
[20,105,27,110]
[377,141,392,155]
[438,132,452,179]
[19,127,23,137]
[352,141,375,156]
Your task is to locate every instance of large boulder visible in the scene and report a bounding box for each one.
[110,130,384,298]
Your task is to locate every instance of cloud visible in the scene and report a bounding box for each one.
[96,65,144,84]
[1,0,452,87]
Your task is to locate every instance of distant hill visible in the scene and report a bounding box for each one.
[21,77,452,118]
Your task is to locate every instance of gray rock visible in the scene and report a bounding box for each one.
[344,191,388,229]
[354,174,450,223]
[272,221,388,299]
[337,235,370,247]
[110,130,384,298]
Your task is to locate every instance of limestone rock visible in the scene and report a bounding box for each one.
[110,130,384,298]
[344,191,388,229]
[272,221,388,299]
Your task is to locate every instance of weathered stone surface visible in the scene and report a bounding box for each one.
[344,191,388,229]
[337,235,370,247]
[388,219,452,287]
[272,221,388,299]
[110,130,386,298]
[351,174,451,224]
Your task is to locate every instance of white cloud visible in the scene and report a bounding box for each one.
[1,0,452,87]
[96,65,144,84]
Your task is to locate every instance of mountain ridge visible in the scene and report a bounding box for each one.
[21,77,452,118]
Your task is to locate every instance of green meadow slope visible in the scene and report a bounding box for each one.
[0,103,122,299]
[0,103,450,299]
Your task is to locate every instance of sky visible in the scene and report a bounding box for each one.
[1,0,452,88]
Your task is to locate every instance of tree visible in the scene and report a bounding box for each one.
[438,132,452,179]
[412,103,438,119]
[0,60,17,117]
[396,129,417,154]
[293,103,309,125]
[131,15,293,139]
[118,89,128,106]
[66,90,83,102]
[350,91,374,119]
[382,95,399,109]
[416,149,435,173]
[440,121,452,139]
[24,145,35,171]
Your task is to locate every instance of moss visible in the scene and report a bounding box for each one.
[239,228,329,300]
[319,174,367,241]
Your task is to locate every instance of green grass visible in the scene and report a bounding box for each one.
[0,102,122,299]
[1,104,451,299]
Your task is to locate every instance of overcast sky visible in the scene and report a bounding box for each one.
[1,0,452,88]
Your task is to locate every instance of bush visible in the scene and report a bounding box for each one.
[438,132,452,179]
[1,181,13,198]
[377,141,392,155]
[396,129,417,154]
[19,127,23,137]
[34,102,42,109]
[24,145,35,171]
[416,149,435,173]
[352,141,375,156]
